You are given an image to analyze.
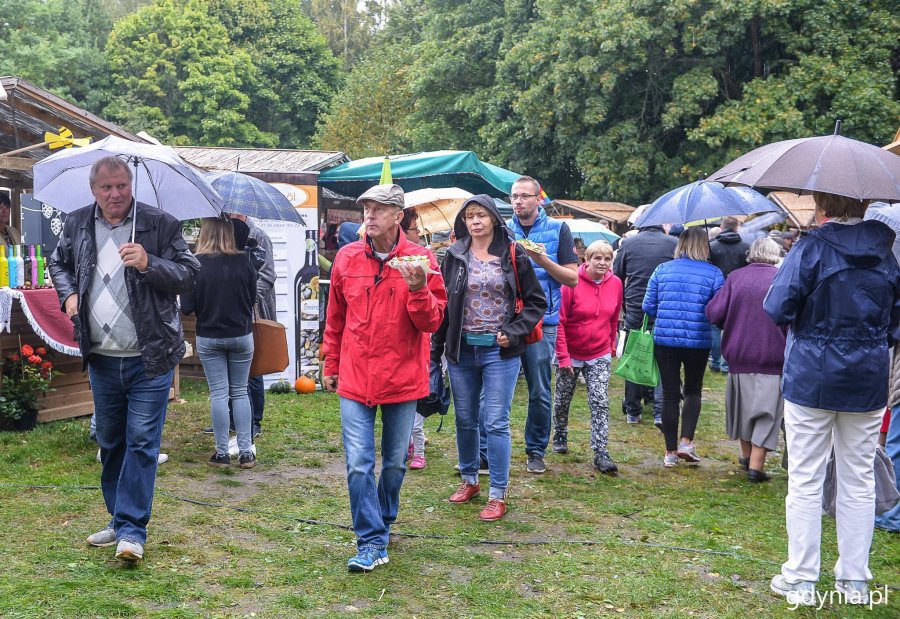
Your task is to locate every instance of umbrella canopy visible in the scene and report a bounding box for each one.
[404,187,473,235]
[707,124,900,201]
[564,218,620,244]
[635,181,778,228]
[319,150,522,199]
[33,136,223,220]
[205,171,301,223]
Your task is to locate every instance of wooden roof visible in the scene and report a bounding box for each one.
[549,199,635,223]
[0,76,144,183]
[174,146,348,173]
[768,191,816,228]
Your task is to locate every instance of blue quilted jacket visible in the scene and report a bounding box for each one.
[642,258,725,349]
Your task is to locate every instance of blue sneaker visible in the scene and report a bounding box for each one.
[347,547,388,572]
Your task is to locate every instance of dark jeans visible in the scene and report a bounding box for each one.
[622,380,663,417]
[654,345,709,452]
[227,375,265,433]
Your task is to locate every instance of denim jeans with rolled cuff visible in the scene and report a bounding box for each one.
[448,342,521,500]
[340,397,416,550]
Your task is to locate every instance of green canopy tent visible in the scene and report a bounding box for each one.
[319,150,522,201]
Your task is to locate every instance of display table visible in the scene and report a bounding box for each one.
[0,288,179,422]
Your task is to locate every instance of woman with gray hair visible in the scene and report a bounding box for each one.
[706,238,787,482]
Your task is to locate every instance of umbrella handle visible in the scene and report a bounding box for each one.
[131,157,140,243]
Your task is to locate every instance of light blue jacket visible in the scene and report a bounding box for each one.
[642,258,724,349]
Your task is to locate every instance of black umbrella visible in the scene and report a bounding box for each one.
[708,121,900,201]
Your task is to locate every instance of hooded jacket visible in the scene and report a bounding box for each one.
[709,230,750,277]
[556,264,623,368]
[323,227,447,406]
[431,195,547,364]
[764,220,900,411]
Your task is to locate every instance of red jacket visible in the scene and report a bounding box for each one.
[556,265,622,368]
[323,230,447,406]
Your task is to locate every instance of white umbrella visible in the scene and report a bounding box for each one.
[33,136,223,238]
[404,187,473,235]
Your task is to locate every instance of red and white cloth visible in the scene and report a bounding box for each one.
[0,288,80,356]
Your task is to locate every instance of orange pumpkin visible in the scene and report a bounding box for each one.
[295,375,317,394]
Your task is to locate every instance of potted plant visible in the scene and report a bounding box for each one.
[0,344,56,431]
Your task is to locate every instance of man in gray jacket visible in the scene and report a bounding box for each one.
[613,225,677,427]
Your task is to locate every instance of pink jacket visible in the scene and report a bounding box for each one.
[556,265,623,368]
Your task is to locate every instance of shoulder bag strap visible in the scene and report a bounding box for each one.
[509,242,522,300]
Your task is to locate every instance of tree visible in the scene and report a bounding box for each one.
[104,0,274,146]
[0,0,113,112]
[301,0,381,69]
[314,44,417,157]
[209,0,343,148]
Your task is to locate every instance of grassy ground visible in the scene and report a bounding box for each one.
[0,369,897,618]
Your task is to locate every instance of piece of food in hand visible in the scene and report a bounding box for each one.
[388,255,431,269]
[517,239,546,254]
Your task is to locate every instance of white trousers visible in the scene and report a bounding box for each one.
[781,401,883,583]
[411,412,426,456]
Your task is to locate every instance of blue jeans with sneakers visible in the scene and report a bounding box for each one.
[340,397,416,550]
[522,325,557,457]
[90,355,173,546]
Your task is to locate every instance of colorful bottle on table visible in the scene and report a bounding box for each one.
[22,245,32,287]
[14,244,24,288]
[0,245,8,287]
[35,245,45,287]
[7,245,17,288]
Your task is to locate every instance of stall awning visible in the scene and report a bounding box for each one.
[768,192,816,228]
[173,146,348,173]
[319,151,521,199]
[549,200,635,226]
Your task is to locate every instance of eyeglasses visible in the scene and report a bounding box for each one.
[509,193,538,201]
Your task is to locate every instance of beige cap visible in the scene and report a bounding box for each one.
[357,184,405,208]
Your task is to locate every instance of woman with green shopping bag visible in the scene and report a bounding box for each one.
[642,227,724,469]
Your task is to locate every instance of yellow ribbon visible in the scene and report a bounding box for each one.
[44,127,91,149]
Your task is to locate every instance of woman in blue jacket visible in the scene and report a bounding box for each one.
[643,227,724,468]
[764,192,900,606]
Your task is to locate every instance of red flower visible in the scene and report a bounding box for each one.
[20,344,34,357]
[8,354,19,363]
[41,361,53,370]
[35,347,47,356]
[28,355,41,364]
[40,369,50,379]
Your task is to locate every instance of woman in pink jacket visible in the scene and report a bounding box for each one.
[553,240,623,474]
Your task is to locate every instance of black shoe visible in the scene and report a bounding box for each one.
[478,456,490,476]
[526,453,546,474]
[654,415,663,431]
[252,425,261,439]
[748,468,771,483]
[208,452,231,467]
[202,426,214,434]
[552,434,568,454]
[738,456,750,470]
[239,452,257,469]
[593,451,618,475]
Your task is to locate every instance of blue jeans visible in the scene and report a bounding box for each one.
[709,326,729,372]
[448,342,521,499]
[89,354,173,545]
[875,405,900,531]
[522,325,557,457]
[198,334,254,456]
[340,397,417,550]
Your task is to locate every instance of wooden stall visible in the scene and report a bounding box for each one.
[548,200,636,235]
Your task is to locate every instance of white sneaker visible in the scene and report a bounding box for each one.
[115,539,144,563]
[96,448,101,463]
[835,580,869,605]
[86,527,116,547]
[228,437,256,458]
[770,575,816,606]
[157,453,169,465]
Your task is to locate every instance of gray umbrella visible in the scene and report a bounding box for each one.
[708,121,900,201]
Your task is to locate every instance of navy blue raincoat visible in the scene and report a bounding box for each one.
[764,220,900,412]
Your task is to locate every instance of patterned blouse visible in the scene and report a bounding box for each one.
[462,253,512,334]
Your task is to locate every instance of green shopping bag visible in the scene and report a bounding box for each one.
[614,314,658,387]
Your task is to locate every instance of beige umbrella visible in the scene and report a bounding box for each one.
[404,187,474,235]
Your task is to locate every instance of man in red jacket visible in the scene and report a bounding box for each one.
[323,183,447,572]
